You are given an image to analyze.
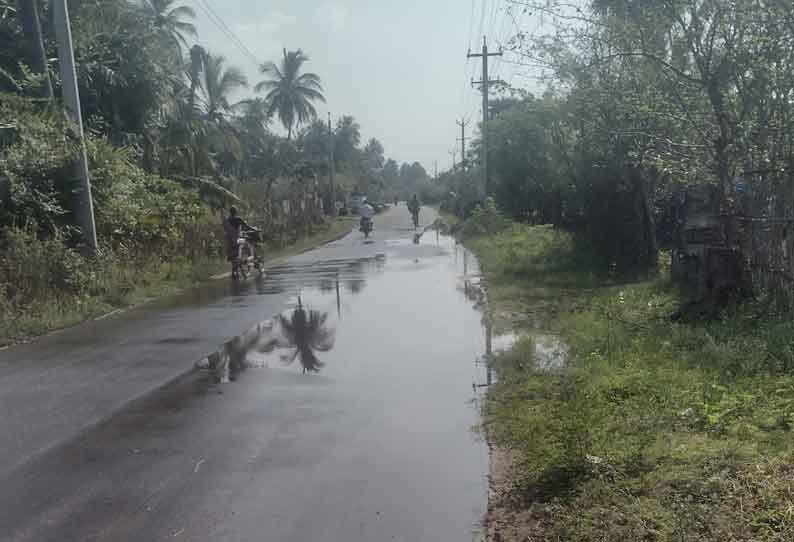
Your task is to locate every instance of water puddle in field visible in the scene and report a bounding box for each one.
[482,326,568,375]
[533,335,569,371]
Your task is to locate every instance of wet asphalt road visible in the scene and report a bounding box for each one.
[0,206,491,542]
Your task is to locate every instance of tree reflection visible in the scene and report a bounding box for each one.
[273,298,335,373]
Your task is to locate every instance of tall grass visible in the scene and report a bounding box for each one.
[0,217,355,347]
[468,217,794,541]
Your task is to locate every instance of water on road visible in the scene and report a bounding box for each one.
[0,207,492,542]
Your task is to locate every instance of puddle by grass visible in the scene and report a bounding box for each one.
[485,326,569,374]
[532,335,569,371]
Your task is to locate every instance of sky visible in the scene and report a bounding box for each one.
[184,0,540,174]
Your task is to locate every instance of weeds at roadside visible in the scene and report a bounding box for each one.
[0,218,354,347]
[468,219,794,541]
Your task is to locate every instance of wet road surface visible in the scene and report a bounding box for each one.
[0,206,492,542]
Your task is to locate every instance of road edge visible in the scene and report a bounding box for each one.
[1,229,353,479]
[0,222,355,351]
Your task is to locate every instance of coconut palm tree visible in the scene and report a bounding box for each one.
[199,52,248,121]
[141,0,197,49]
[158,51,246,177]
[255,49,325,140]
[234,97,271,133]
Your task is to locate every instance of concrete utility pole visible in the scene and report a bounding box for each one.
[17,0,53,98]
[449,149,457,171]
[327,112,334,212]
[434,161,438,180]
[456,118,470,168]
[52,0,98,254]
[468,36,502,196]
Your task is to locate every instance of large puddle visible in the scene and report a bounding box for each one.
[191,229,493,540]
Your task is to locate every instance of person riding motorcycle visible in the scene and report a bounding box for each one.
[407,194,421,227]
[223,206,252,262]
[359,198,375,237]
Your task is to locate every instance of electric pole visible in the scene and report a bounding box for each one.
[18,0,52,98]
[53,0,98,254]
[434,161,438,180]
[328,112,336,216]
[456,118,470,168]
[468,36,502,196]
[449,149,457,171]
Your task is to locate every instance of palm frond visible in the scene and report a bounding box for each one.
[254,80,279,93]
[259,61,281,78]
[168,5,196,19]
[296,73,323,89]
[296,87,326,102]
[220,67,248,91]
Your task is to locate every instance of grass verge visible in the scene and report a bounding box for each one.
[0,217,356,347]
[467,221,794,541]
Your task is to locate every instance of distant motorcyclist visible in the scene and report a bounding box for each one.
[223,206,252,262]
[407,194,421,228]
[359,198,375,238]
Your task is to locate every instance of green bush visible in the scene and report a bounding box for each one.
[0,226,93,304]
[459,197,510,239]
[87,138,208,250]
[480,224,794,540]
[0,94,79,236]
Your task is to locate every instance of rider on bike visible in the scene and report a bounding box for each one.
[408,194,421,227]
[359,198,375,235]
[223,206,252,262]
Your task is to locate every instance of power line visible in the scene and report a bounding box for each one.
[196,0,258,62]
[487,0,500,38]
[491,1,512,83]
[193,0,260,67]
[467,0,477,49]
[505,5,532,90]
[476,0,488,44]
[461,0,478,116]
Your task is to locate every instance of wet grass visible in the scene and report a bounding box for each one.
[468,223,794,542]
[0,218,356,347]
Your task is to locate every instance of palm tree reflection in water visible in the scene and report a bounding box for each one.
[269,298,336,374]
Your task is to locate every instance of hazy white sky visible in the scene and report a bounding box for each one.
[184,0,537,172]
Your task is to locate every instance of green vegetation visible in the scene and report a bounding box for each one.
[451,3,794,534]
[440,0,794,283]
[466,212,794,541]
[1,0,429,345]
[0,216,355,347]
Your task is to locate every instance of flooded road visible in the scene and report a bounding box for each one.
[0,207,491,542]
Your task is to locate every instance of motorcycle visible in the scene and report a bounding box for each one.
[360,216,373,239]
[231,228,264,281]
